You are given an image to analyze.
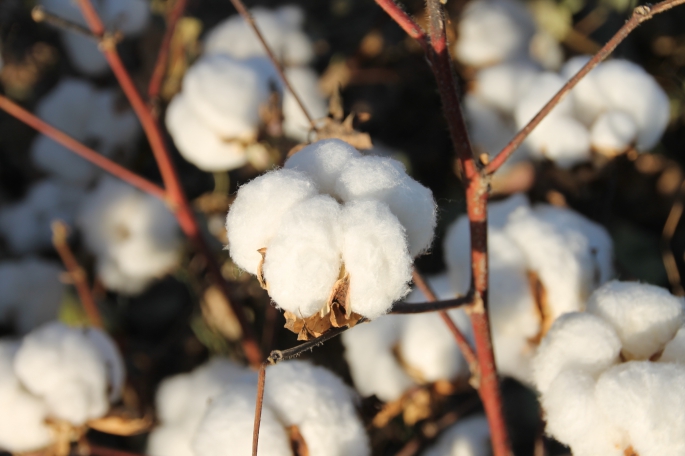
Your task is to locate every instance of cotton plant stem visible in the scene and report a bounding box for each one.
[31,6,98,39]
[75,0,263,367]
[389,295,473,313]
[148,0,189,103]
[485,0,685,175]
[228,0,317,131]
[252,363,267,456]
[52,221,103,328]
[662,181,685,296]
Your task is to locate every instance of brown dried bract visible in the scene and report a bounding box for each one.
[256,248,268,290]
[314,114,372,150]
[288,425,310,456]
[527,270,553,346]
[87,410,153,436]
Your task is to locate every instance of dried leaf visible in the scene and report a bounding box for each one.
[256,248,268,290]
[313,115,373,150]
[402,388,432,426]
[87,412,153,436]
[201,285,242,341]
[527,270,552,346]
[288,425,310,456]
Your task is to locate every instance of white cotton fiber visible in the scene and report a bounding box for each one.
[341,200,412,319]
[13,322,124,426]
[262,196,343,318]
[561,55,606,126]
[659,325,685,364]
[0,340,52,453]
[532,312,621,394]
[284,139,362,196]
[590,110,638,156]
[192,382,292,456]
[78,177,182,295]
[0,179,83,254]
[455,0,535,67]
[226,169,317,275]
[282,67,328,142]
[465,95,518,160]
[595,361,685,456]
[474,62,538,115]
[586,281,685,360]
[422,415,491,456]
[0,258,64,334]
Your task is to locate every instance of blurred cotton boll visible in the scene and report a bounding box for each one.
[282,67,328,142]
[30,79,140,185]
[0,258,64,334]
[77,177,182,296]
[422,415,491,456]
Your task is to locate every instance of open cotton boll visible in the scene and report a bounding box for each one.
[341,200,412,319]
[262,196,342,318]
[422,415,491,456]
[532,313,621,394]
[464,95,520,166]
[284,139,362,196]
[192,382,292,456]
[455,0,535,67]
[182,55,280,139]
[265,361,370,456]
[226,169,317,275]
[282,67,328,142]
[0,258,64,334]
[204,6,313,66]
[586,281,685,360]
[0,340,52,454]
[595,361,685,456]
[13,322,124,426]
[166,93,249,172]
[341,316,414,401]
[474,62,539,114]
[78,177,182,295]
[659,325,685,363]
[0,179,83,254]
[590,110,638,156]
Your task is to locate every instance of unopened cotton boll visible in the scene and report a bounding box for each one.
[0,258,64,334]
[455,0,536,67]
[586,281,685,360]
[78,177,182,295]
[590,110,637,156]
[0,179,83,254]
[262,196,343,318]
[226,169,317,275]
[282,67,328,142]
[422,415,491,456]
[13,322,124,426]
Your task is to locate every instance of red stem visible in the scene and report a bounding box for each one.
[148,0,189,103]
[373,0,428,52]
[252,363,267,456]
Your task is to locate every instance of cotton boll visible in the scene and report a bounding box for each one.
[474,62,539,114]
[455,0,536,67]
[263,196,342,318]
[586,281,685,360]
[342,317,415,401]
[529,31,563,71]
[166,93,249,172]
[13,322,124,425]
[532,312,621,394]
[514,72,575,127]
[265,361,369,456]
[590,110,638,156]
[561,55,607,126]
[192,382,292,456]
[85,89,140,156]
[341,201,412,319]
[659,325,685,364]
[226,169,317,275]
[0,258,64,334]
[595,361,685,456]
[422,415,491,456]
[465,95,522,166]
[284,139,362,196]
[282,67,328,142]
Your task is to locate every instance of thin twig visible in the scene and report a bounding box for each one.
[31,6,98,39]
[52,221,103,328]
[228,0,317,131]
[389,295,473,314]
[373,0,428,52]
[662,181,685,295]
[252,363,267,456]
[0,95,166,200]
[148,0,189,104]
[485,0,685,175]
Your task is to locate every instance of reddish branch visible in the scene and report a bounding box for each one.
[74,0,263,367]
[148,0,189,103]
[252,363,267,456]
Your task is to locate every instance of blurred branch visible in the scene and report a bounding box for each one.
[0,94,166,199]
[662,181,685,296]
[485,0,685,175]
[52,221,103,329]
[373,0,428,53]
[31,6,99,40]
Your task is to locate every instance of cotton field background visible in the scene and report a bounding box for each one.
[1,0,685,455]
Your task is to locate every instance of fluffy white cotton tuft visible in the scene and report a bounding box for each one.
[0,258,64,333]
[586,281,685,360]
[78,177,182,295]
[590,110,638,156]
[341,200,412,319]
[263,196,342,317]
[422,415,491,456]
[13,322,124,426]
[226,169,318,275]
[474,62,538,114]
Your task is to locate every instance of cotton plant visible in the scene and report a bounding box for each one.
[77,177,183,296]
[422,414,491,456]
[192,360,370,456]
[0,321,124,453]
[0,258,65,334]
[31,78,140,185]
[225,139,436,338]
[0,179,83,253]
[532,281,685,456]
[342,274,473,402]
[444,194,613,384]
[38,0,150,75]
